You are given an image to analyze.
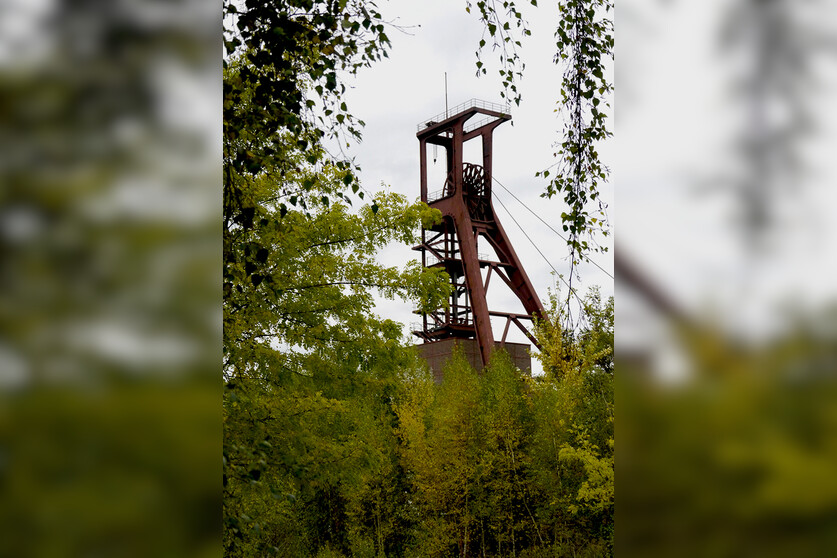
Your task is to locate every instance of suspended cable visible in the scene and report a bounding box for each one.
[492,176,614,280]
[492,192,585,307]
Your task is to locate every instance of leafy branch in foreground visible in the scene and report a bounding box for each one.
[538,0,613,269]
[223,56,452,558]
[467,0,538,106]
[223,0,393,226]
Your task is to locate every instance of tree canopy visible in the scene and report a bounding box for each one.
[225,282,614,557]
[223,1,615,556]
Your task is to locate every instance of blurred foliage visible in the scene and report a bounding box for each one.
[617,1,837,552]
[0,1,220,556]
[0,382,219,558]
[618,307,837,558]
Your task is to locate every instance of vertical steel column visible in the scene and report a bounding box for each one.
[419,138,428,202]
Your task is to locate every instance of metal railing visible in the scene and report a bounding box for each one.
[464,114,505,135]
[411,309,476,333]
[417,98,510,132]
[425,251,443,266]
[422,250,488,266]
[428,187,453,203]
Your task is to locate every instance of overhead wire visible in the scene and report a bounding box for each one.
[492,192,586,307]
[492,176,614,280]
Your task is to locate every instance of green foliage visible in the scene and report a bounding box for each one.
[535,286,614,379]
[223,179,449,376]
[467,0,537,106]
[530,289,615,556]
[618,310,837,558]
[223,362,407,557]
[467,0,613,267]
[542,0,613,267]
[225,284,614,557]
[223,56,451,377]
[223,2,615,555]
[396,292,614,557]
[223,48,453,556]
[223,0,391,221]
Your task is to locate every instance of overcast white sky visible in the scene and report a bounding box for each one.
[618,0,837,349]
[337,0,615,367]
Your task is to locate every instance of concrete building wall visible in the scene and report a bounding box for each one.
[416,338,532,383]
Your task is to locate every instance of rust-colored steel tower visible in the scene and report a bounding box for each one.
[412,99,546,369]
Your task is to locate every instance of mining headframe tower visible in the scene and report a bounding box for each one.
[412,99,546,379]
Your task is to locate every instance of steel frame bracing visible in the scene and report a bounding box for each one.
[412,101,546,367]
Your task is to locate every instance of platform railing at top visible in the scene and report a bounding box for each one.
[417,99,510,132]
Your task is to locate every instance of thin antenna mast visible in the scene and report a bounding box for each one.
[444,72,448,117]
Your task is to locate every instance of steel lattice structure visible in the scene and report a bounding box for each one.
[412,100,546,368]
